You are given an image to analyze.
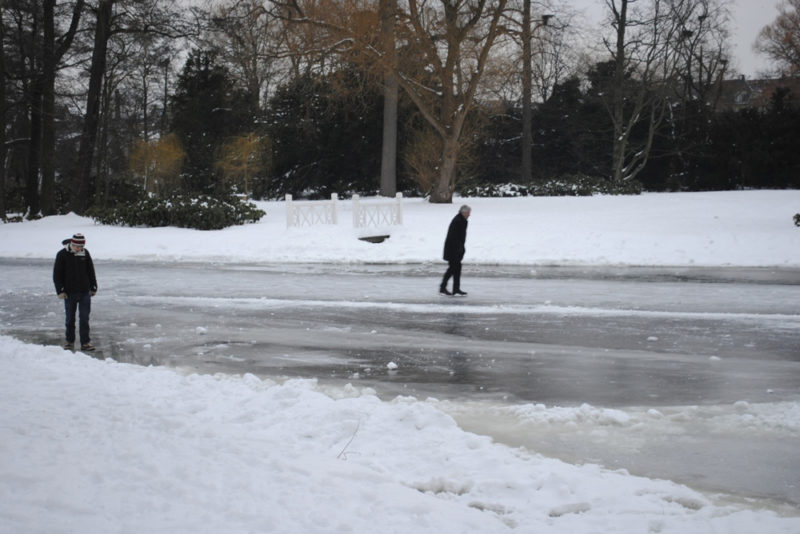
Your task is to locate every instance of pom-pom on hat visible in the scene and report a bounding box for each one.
[71,233,86,247]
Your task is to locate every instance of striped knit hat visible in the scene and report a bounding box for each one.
[71,233,86,247]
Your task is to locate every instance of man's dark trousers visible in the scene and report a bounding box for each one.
[441,260,463,293]
[65,292,91,345]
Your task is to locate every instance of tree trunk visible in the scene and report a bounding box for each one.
[380,74,398,197]
[26,77,43,219]
[430,135,459,203]
[610,0,628,183]
[96,77,113,206]
[0,5,6,222]
[379,0,398,197]
[40,0,56,215]
[520,0,532,184]
[41,0,83,215]
[72,0,113,214]
[23,6,43,218]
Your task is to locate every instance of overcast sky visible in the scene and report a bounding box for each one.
[570,0,783,78]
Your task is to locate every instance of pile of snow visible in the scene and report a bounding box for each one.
[3,190,799,266]
[2,336,799,533]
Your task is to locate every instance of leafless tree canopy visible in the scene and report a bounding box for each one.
[755,0,800,77]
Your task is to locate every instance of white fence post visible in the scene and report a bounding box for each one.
[395,192,403,225]
[352,194,360,228]
[285,194,293,228]
[331,193,338,225]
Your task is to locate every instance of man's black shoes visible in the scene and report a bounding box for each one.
[440,287,468,296]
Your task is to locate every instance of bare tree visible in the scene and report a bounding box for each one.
[600,0,728,183]
[671,0,730,106]
[2,0,85,218]
[755,0,800,77]
[665,0,730,174]
[40,0,84,215]
[71,0,195,214]
[519,4,552,184]
[276,0,512,203]
[275,0,346,78]
[72,0,112,213]
[207,0,284,109]
[530,7,578,103]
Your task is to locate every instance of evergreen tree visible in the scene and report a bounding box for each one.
[170,50,257,194]
[265,69,384,199]
[533,76,609,181]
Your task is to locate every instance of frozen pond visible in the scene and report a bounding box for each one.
[2,259,799,507]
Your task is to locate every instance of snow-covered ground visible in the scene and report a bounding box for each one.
[1,190,799,533]
[5,190,800,266]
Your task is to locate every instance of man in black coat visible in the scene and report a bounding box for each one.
[53,233,98,351]
[440,205,471,296]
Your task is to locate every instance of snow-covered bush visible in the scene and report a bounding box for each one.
[87,193,265,230]
[460,174,643,197]
[794,213,800,227]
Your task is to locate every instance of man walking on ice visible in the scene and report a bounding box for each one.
[440,205,470,296]
[53,233,98,352]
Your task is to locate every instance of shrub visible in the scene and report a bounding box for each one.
[87,193,265,230]
[459,174,643,197]
[794,213,800,227]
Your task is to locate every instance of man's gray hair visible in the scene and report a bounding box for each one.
[460,204,471,213]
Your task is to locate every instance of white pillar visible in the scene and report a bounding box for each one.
[352,194,360,228]
[285,194,293,228]
[395,192,403,225]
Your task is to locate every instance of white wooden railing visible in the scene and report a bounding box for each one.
[352,193,403,229]
[285,193,403,229]
[285,193,338,227]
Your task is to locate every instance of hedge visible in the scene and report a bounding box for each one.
[459,174,643,198]
[87,193,265,230]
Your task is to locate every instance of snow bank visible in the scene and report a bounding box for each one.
[1,336,799,533]
[3,191,799,267]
